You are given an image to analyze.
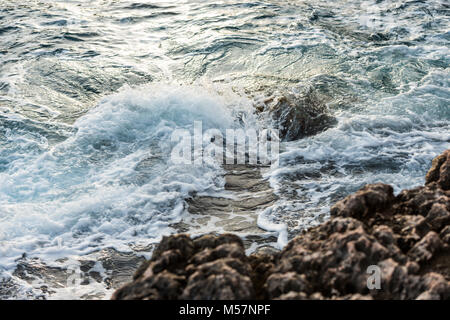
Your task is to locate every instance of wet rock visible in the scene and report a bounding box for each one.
[183,164,278,250]
[368,32,390,42]
[264,89,337,141]
[309,9,334,21]
[406,261,420,275]
[6,247,145,299]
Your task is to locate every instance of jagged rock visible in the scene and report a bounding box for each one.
[151,234,195,262]
[112,233,253,300]
[266,272,311,298]
[188,243,246,266]
[333,293,373,300]
[426,150,450,190]
[372,257,450,300]
[181,258,254,300]
[330,183,395,220]
[408,232,442,263]
[263,89,337,141]
[393,214,428,252]
[267,223,394,298]
[426,203,450,231]
[440,226,450,244]
[193,233,244,252]
[415,273,450,300]
[112,150,450,300]
[394,184,449,217]
[111,270,185,300]
[372,225,396,246]
[248,253,277,299]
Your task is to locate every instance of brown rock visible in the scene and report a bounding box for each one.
[408,232,442,263]
[330,183,395,220]
[249,253,277,299]
[181,259,254,300]
[426,203,450,232]
[266,272,311,298]
[394,184,449,217]
[333,293,373,300]
[188,243,247,266]
[394,214,428,253]
[151,234,194,261]
[275,291,327,300]
[193,233,244,251]
[440,226,450,244]
[372,225,396,246]
[111,270,185,300]
[426,150,450,190]
[275,291,309,300]
[415,273,450,300]
[377,258,408,297]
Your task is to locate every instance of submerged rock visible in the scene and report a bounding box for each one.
[112,150,450,300]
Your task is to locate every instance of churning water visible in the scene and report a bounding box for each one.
[0,0,449,299]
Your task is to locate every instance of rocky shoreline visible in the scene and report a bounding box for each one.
[112,150,450,300]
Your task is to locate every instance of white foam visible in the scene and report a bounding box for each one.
[0,83,254,285]
[257,207,288,249]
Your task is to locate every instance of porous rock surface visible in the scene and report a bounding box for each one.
[112,150,450,300]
